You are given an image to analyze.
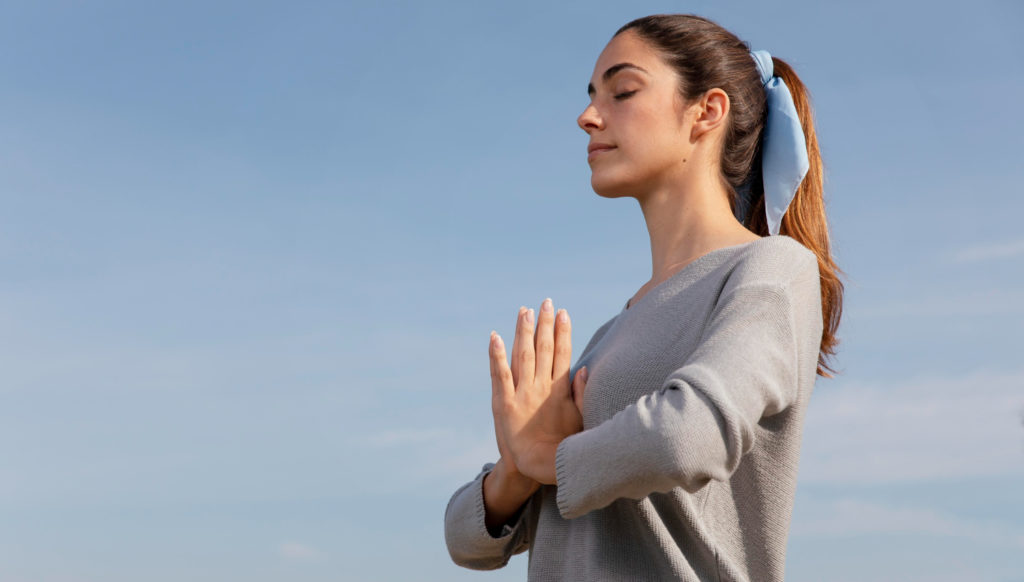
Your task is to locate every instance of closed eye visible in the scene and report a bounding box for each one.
[614,90,638,100]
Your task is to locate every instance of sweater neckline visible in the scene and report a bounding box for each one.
[621,238,763,313]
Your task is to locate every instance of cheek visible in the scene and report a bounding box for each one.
[626,123,685,173]
[628,105,683,154]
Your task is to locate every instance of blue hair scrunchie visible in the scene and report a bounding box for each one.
[742,49,810,236]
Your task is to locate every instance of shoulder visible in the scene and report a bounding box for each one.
[716,236,822,318]
[724,235,819,291]
[711,236,823,339]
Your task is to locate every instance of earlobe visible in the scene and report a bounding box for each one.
[688,105,711,142]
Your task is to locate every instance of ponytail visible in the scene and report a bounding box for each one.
[747,58,844,377]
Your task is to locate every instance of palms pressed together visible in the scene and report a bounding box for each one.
[489,298,588,486]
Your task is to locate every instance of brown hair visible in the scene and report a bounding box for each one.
[616,14,844,377]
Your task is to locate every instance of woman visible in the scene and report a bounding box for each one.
[444,13,843,582]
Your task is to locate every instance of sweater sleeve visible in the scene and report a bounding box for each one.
[444,462,536,570]
[554,254,822,519]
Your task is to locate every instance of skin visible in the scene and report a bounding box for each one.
[481,29,761,534]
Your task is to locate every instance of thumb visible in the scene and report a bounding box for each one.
[490,332,514,407]
[572,366,588,414]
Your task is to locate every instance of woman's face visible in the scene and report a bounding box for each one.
[577,30,698,198]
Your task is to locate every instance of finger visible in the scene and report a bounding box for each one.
[517,307,536,389]
[488,331,500,398]
[510,306,525,386]
[572,365,588,414]
[489,332,514,406]
[534,298,555,383]
[552,308,573,396]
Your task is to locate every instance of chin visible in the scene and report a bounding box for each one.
[590,169,643,199]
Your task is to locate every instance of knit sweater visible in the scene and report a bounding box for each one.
[444,235,824,582]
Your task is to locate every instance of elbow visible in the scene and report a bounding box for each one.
[659,383,749,490]
[449,555,510,571]
[443,506,512,571]
[444,536,510,571]
[664,441,730,494]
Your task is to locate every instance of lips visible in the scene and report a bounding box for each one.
[587,143,616,160]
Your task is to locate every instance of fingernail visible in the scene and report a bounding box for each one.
[542,298,553,312]
[582,366,588,380]
[557,308,568,323]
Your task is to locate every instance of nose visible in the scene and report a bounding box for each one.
[577,103,602,133]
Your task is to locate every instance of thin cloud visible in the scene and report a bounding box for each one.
[277,541,323,560]
[439,439,500,476]
[800,368,1024,484]
[851,287,1024,318]
[361,427,457,447]
[792,497,1024,550]
[949,238,1024,263]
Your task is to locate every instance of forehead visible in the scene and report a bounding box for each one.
[589,29,672,83]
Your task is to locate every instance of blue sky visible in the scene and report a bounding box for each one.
[1,0,1022,580]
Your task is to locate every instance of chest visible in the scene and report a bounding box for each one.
[573,291,720,427]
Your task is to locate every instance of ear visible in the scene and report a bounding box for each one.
[689,88,730,142]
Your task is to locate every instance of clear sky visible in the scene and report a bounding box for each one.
[1,1,1023,580]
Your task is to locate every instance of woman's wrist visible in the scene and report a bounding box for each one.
[483,457,540,537]
[492,456,540,494]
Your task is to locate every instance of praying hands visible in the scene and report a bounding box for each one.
[488,298,589,485]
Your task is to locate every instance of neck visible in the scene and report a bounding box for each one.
[635,171,758,285]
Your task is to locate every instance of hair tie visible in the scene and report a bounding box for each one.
[741,49,809,236]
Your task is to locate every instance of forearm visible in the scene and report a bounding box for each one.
[483,457,541,536]
[554,380,732,519]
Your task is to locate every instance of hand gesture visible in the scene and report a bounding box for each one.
[489,298,584,485]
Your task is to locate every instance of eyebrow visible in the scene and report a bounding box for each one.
[587,62,650,96]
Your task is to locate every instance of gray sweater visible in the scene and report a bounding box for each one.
[444,235,824,581]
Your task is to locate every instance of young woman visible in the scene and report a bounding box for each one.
[444,13,843,582]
